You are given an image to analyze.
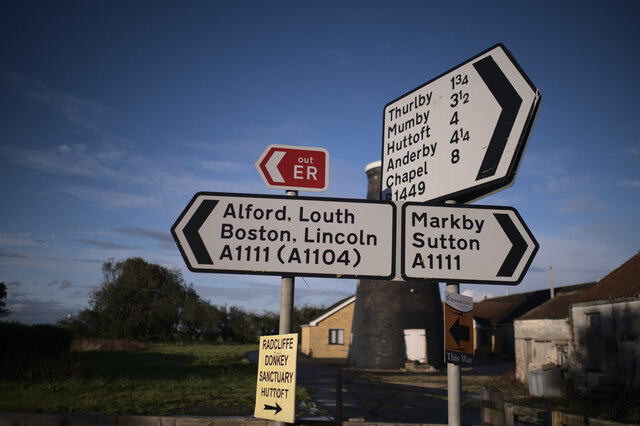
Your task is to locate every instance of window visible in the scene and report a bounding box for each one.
[477,328,491,346]
[329,329,344,345]
[557,344,568,368]
[587,313,600,328]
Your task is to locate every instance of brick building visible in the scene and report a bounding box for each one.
[300,296,355,359]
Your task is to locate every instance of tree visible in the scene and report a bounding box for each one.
[180,288,227,341]
[0,282,9,318]
[293,303,326,334]
[86,258,191,341]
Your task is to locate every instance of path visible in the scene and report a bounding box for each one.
[250,351,513,424]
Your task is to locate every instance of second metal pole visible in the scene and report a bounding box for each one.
[444,198,462,426]
[447,281,461,426]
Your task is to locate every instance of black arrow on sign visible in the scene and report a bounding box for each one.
[183,199,218,265]
[473,55,523,181]
[494,213,527,277]
[264,402,282,415]
[449,317,470,347]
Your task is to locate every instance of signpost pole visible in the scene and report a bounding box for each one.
[445,198,461,426]
[276,189,297,426]
[447,282,462,426]
[279,190,297,335]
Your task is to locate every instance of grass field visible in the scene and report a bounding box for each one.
[0,342,292,416]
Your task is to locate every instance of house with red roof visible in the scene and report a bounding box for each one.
[513,282,595,386]
[513,251,640,393]
[569,251,640,389]
[473,284,586,359]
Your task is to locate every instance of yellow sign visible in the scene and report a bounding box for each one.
[254,333,298,423]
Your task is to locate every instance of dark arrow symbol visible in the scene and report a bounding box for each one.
[473,55,523,181]
[449,317,470,347]
[183,199,218,265]
[264,402,282,415]
[494,213,527,277]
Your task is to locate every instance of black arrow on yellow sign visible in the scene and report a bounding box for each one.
[264,402,282,415]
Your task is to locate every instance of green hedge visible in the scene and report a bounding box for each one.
[0,322,73,378]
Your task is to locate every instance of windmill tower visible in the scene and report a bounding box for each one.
[348,162,444,369]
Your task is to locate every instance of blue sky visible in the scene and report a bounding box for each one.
[1,1,639,324]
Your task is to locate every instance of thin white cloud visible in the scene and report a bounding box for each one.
[617,179,640,188]
[461,288,496,301]
[2,72,110,131]
[47,279,72,290]
[324,49,350,65]
[115,227,174,248]
[561,197,609,213]
[569,225,617,237]
[74,239,132,250]
[526,233,626,285]
[0,233,51,247]
[1,144,130,181]
[0,250,27,258]
[198,160,248,172]
[56,186,161,208]
[624,142,640,156]
[520,148,572,193]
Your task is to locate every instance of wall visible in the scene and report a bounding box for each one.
[305,301,355,359]
[514,318,571,384]
[348,163,445,370]
[570,298,640,389]
[301,326,311,355]
[474,323,516,359]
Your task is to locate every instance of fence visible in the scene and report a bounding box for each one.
[335,370,633,425]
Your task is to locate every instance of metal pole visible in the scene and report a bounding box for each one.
[445,199,461,426]
[279,274,295,335]
[276,190,297,426]
[447,282,461,426]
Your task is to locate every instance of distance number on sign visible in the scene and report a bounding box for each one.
[219,244,361,268]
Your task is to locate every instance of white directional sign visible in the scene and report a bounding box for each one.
[402,203,538,284]
[172,192,396,279]
[381,43,541,203]
[254,334,298,423]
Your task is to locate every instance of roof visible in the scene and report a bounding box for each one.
[473,289,548,325]
[473,283,593,325]
[517,282,596,320]
[575,251,640,303]
[304,295,355,326]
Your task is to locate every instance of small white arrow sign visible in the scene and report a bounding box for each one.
[255,144,329,192]
[265,150,286,183]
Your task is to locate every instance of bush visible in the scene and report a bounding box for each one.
[0,321,73,378]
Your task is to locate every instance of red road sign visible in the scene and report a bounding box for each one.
[256,144,329,192]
